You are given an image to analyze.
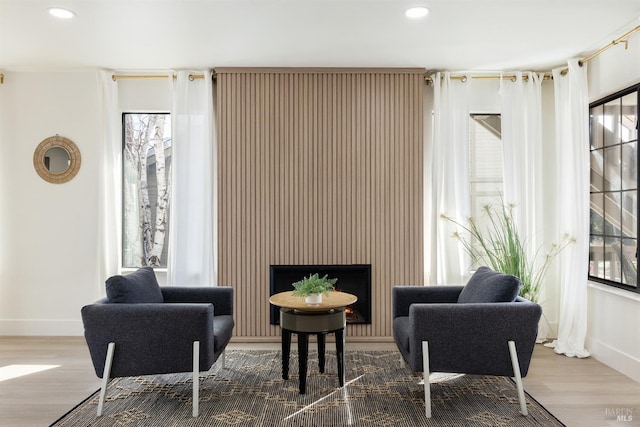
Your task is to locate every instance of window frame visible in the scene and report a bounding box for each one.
[588,83,640,293]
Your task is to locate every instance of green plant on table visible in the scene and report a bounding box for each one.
[441,203,573,303]
[291,273,338,297]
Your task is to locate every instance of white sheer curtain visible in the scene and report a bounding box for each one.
[427,72,472,284]
[547,60,590,358]
[97,70,122,297]
[167,71,217,286]
[500,72,548,339]
[500,72,544,242]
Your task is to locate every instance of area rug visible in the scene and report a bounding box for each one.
[52,350,564,426]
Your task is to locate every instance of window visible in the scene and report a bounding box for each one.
[589,85,639,291]
[122,113,172,268]
[469,114,504,219]
[467,114,504,269]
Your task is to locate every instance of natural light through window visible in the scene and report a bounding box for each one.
[122,112,172,268]
[589,86,638,290]
[0,364,60,382]
[598,114,635,142]
[469,114,504,218]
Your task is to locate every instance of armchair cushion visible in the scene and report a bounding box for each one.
[457,266,521,304]
[393,316,411,355]
[105,267,164,304]
[213,315,235,352]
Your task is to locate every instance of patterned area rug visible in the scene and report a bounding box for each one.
[52,350,564,426]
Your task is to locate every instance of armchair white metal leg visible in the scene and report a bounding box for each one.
[508,340,528,416]
[220,349,226,368]
[193,341,200,417]
[97,342,115,417]
[422,341,431,418]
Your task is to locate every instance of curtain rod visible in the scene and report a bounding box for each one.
[581,24,640,66]
[111,71,540,85]
[111,73,208,81]
[560,24,639,75]
[423,74,552,84]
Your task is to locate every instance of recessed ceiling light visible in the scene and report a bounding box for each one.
[48,7,76,19]
[405,6,429,19]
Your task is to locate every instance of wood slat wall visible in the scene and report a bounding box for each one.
[216,68,424,340]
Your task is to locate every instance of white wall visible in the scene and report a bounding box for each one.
[588,38,640,102]
[586,39,640,382]
[0,71,100,335]
[0,72,173,335]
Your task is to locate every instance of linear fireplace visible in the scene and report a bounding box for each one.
[269,264,371,325]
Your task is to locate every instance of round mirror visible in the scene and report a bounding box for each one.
[33,135,81,184]
[43,147,71,173]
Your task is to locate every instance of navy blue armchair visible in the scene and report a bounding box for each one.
[81,268,234,417]
[392,268,542,418]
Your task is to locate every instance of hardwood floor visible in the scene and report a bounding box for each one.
[1,337,638,427]
[524,345,640,427]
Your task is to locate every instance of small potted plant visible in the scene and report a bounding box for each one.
[291,273,338,304]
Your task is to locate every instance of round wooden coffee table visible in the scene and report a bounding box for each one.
[269,291,357,394]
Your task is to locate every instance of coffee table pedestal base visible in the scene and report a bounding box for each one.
[279,308,346,394]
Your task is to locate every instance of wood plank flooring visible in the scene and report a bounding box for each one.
[0,337,638,427]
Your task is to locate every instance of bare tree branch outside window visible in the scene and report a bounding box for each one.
[123,113,172,268]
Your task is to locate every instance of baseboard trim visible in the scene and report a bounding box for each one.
[0,319,83,336]
[586,336,640,383]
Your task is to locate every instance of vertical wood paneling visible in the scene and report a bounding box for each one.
[217,68,424,340]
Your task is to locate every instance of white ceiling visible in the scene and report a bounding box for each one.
[2,0,640,73]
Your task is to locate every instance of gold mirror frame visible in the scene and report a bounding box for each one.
[33,135,81,184]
